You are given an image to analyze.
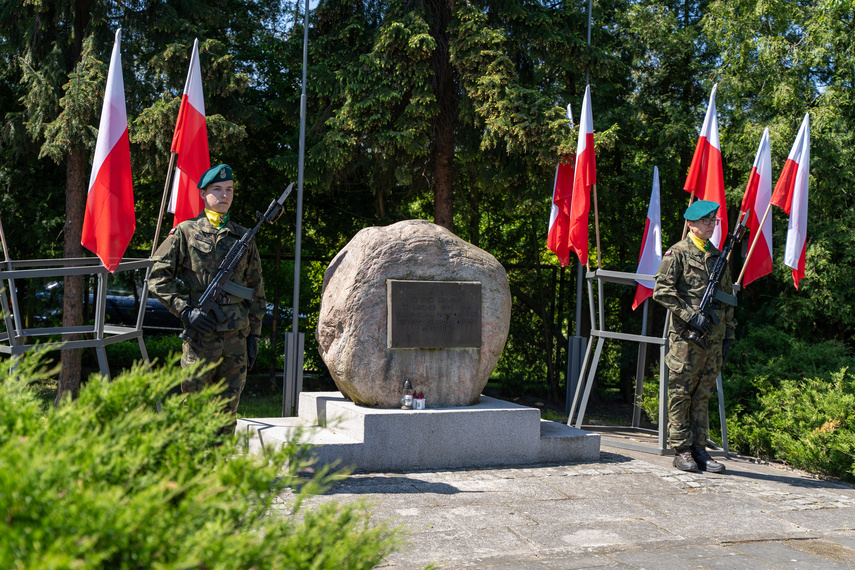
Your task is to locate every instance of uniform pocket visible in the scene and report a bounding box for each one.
[189,233,214,254]
[665,351,686,374]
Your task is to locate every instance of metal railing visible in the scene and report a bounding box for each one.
[0,257,152,378]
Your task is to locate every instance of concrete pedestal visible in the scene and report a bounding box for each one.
[236,392,600,472]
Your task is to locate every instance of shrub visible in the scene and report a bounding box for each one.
[726,369,855,482]
[0,352,401,569]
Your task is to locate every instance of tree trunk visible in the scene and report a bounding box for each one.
[56,147,87,404]
[429,0,456,232]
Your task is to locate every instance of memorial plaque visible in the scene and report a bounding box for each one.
[387,280,482,348]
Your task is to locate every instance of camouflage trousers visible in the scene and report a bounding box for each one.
[664,334,724,449]
[180,327,250,417]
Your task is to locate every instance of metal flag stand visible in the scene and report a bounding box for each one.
[566,268,729,455]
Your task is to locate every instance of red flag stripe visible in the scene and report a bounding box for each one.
[168,38,210,226]
[81,29,135,273]
[682,85,728,248]
[772,113,810,289]
[547,158,575,267]
[567,85,595,266]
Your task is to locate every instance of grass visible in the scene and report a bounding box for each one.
[237,391,283,418]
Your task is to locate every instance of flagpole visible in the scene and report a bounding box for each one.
[151,152,177,256]
[681,190,696,239]
[592,183,602,267]
[284,0,310,416]
[736,201,773,286]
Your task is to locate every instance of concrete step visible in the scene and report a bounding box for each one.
[236,391,600,472]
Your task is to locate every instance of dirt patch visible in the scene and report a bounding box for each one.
[788,539,855,564]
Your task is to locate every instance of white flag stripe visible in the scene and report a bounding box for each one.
[754,128,773,258]
[700,84,721,151]
[784,114,810,270]
[184,38,206,114]
[88,29,127,194]
[635,167,662,289]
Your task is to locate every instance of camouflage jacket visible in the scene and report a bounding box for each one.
[653,237,736,341]
[149,213,266,336]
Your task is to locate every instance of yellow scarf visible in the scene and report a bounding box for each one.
[689,232,710,252]
[204,209,230,229]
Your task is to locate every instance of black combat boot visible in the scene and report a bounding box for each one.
[673,448,699,472]
[692,447,726,473]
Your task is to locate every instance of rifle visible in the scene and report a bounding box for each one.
[686,210,749,349]
[180,183,294,350]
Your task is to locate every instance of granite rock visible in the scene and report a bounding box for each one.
[316,220,511,408]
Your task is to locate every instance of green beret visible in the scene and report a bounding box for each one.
[197,164,234,189]
[684,200,719,221]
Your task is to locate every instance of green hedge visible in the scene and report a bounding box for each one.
[0,352,401,568]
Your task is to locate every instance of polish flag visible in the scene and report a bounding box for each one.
[632,167,662,310]
[568,85,596,266]
[81,29,135,273]
[770,113,810,289]
[683,84,728,247]
[739,128,773,287]
[168,38,209,226]
[547,104,575,267]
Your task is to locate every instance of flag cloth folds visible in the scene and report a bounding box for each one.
[632,167,662,310]
[683,84,728,247]
[771,113,810,289]
[739,128,773,287]
[168,38,210,226]
[568,85,596,266]
[81,29,135,273]
[547,104,575,266]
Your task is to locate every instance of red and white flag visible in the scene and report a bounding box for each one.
[683,84,728,247]
[739,128,773,287]
[547,104,575,267]
[81,29,135,273]
[632,167,662,310]
[770,113,810,289]
[168,38,210,226]
[568,85,596,266]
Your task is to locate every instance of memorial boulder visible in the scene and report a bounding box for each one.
[316,220,511,408]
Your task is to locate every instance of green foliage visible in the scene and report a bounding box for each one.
[727,369,855,482]
[0,352,401,568]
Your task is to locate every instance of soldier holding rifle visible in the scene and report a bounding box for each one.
[653,200,737,473]
[149,164,267,430]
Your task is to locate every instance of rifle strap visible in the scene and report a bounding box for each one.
[223,280,255,301]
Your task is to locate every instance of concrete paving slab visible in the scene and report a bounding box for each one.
[604,549,707,569]
[692,553,780,569]
[506,497,664,525]
[663,544,744,560]
[384,526,536,569]
[534,553,624,569]
[785,538,855,567]
[540,472,687,499]
[267,441,855,569]
[825,534,855,550]
[732,541,848,568]
[630,491,776,518]
[644,512,811,542]
[773,506,855,531]
[509,519,682,553]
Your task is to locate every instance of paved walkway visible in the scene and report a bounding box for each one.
[283,439,855,569]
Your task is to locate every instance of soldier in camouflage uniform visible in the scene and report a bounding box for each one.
[149,164,266,429]
[653,200,735,473]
